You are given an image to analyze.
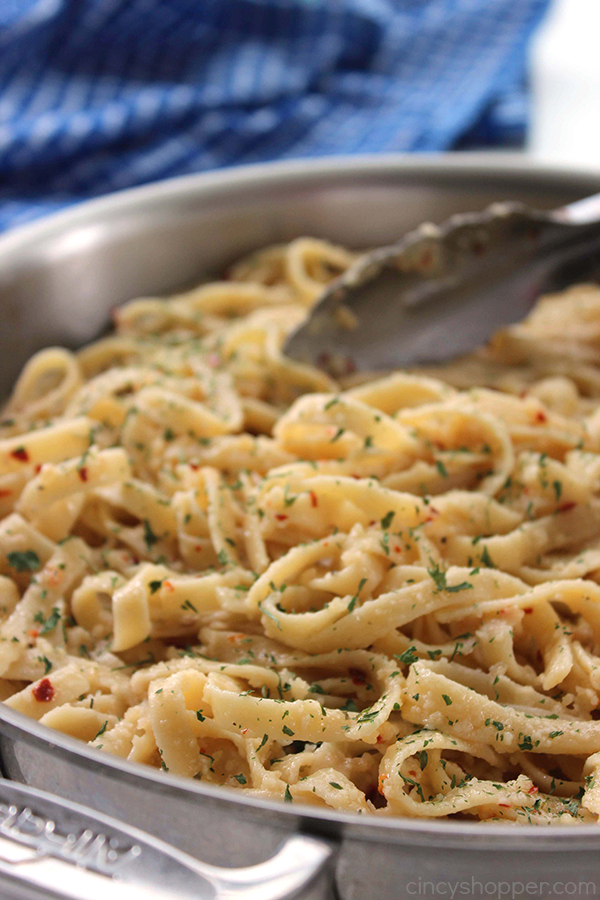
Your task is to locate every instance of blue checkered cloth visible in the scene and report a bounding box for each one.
[0,0,549,232]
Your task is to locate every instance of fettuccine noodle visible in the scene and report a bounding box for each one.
[3,236,600,823]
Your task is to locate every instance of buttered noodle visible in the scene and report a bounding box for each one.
[3,237,600,823]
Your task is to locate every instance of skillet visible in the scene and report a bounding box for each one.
[1,156,600,899]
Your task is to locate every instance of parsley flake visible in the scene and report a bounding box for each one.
[143,519,159,549]
[380,511,395,529]
[7,550,40,572]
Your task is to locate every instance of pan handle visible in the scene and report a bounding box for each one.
[0,779,335,900]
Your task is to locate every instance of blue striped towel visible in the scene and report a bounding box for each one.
[0,0,549,232]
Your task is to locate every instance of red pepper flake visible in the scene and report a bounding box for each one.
[189,463,199,470]
[309,491,318,508]
[349,667,366,685]
[275,514,288,521]
[558,501,577,513]
[28,629,39,639]
[523,607,534,614]
[394,545,401,553]
[44,568,62,587]
[10,447,29,462]
[0,489,12,498]
[34,464,42,474]
[498,803,511,808]
[32,678,55,703]
[163,581,174,592]
[534,411,547,423]
[527,785,539,794]
[376,734,384,744]
[78,467,88,482]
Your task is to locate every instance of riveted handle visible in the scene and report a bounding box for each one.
[0,780,335,900]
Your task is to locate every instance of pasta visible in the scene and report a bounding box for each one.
[3,235,600,823]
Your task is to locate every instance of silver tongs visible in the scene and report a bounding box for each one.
[0,780,333,899]
[284,192,600,374]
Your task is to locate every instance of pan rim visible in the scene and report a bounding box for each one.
[1,151,599,258]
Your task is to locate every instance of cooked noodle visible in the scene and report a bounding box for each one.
[2,236,600,823]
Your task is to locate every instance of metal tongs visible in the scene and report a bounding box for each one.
[0,780,333,899]
[284,192,600,374]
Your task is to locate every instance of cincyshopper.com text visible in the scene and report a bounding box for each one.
[407,879,596,899]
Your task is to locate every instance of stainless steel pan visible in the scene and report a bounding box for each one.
[2,156,600,900]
